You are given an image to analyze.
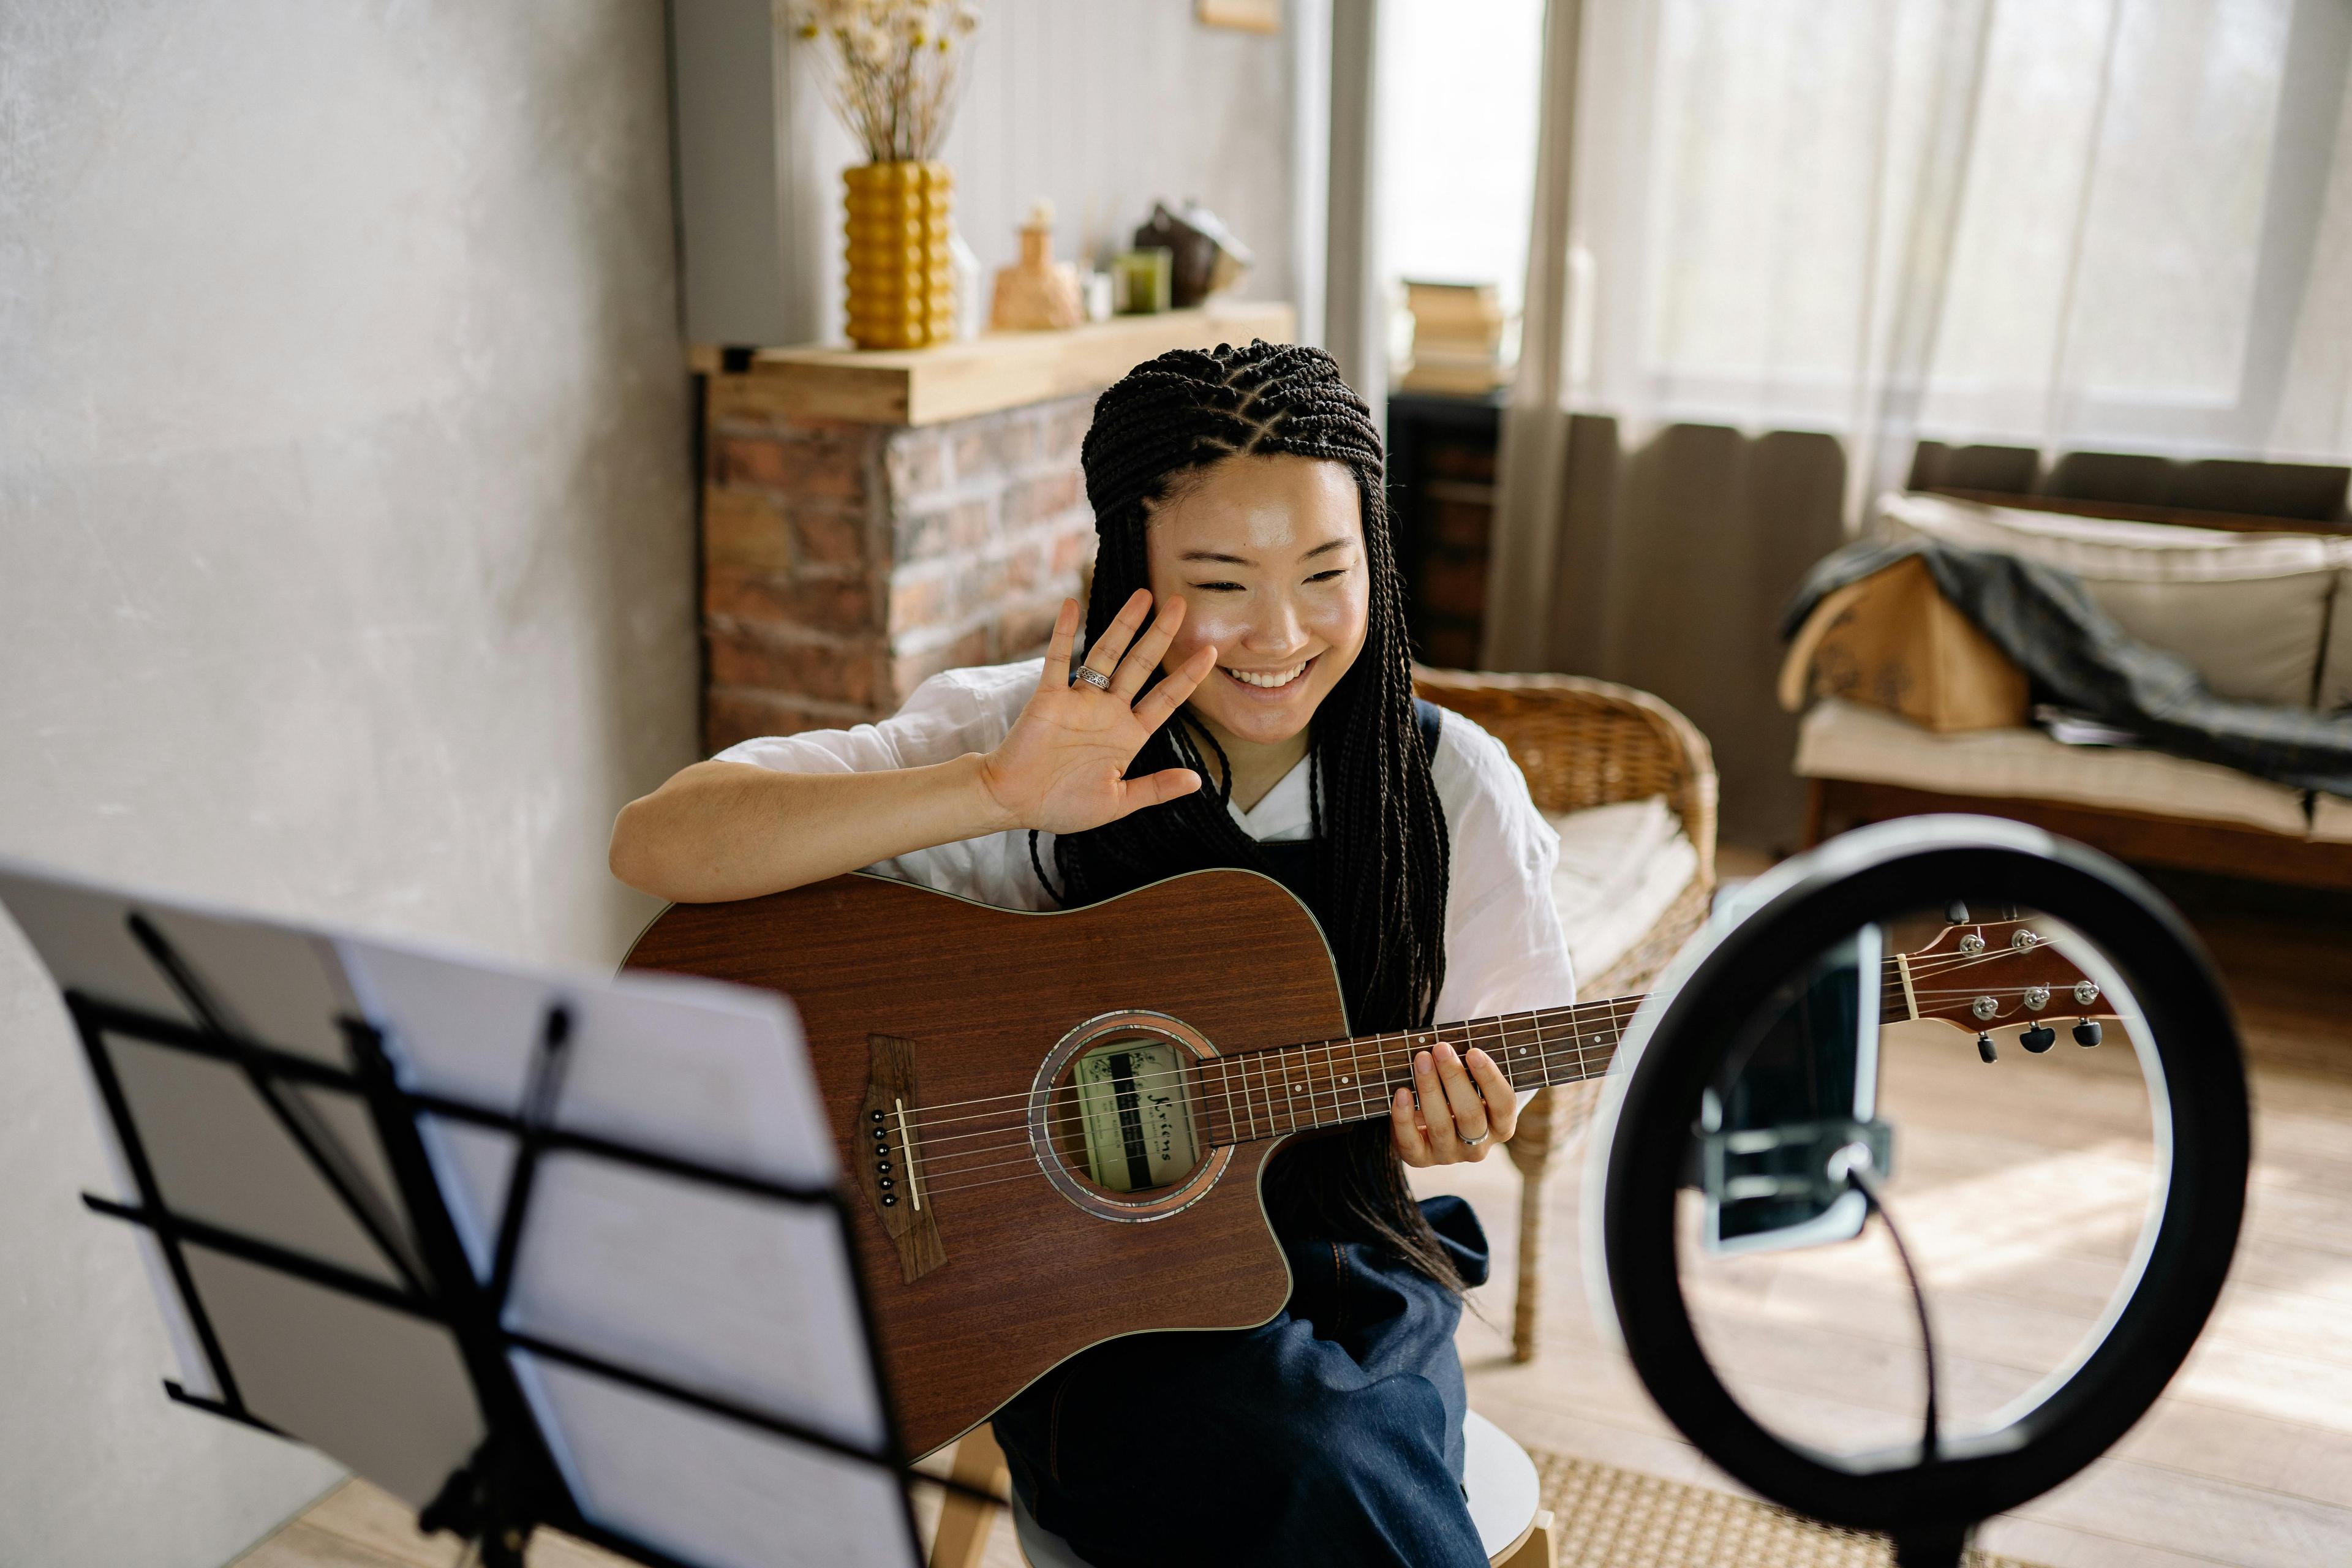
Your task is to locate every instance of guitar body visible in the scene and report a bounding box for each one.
[622,868,1348,1459]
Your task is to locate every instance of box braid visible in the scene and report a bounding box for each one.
[1036,340,1462,1291]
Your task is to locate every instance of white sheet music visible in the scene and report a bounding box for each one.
[2,856,916,1567]
[0,858,473,1499]
[334,935,903,1563]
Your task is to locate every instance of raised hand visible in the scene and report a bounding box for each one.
[977,591,1218,835]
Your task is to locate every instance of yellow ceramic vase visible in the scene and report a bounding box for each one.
[842,161,954,350]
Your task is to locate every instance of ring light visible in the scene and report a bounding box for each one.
[1585,816,2249,1567]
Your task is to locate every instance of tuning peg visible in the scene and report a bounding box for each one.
[2073,1019,2103,1047]
[2021,1023,2057,1054]
[1977,1033,1997,1063]
[1946,900,1971,925]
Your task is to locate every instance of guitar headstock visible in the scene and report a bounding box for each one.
[1891,918,2114,1056]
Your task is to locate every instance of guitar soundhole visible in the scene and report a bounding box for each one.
[1032,1011,1233,1223]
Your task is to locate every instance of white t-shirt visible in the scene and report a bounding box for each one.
[714,660,1577,1025]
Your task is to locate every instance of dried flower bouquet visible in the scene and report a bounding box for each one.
[791,0,983,164]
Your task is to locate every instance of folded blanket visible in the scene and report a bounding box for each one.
[1783,538,2352,796]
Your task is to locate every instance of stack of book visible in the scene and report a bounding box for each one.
[1400,280,1512,396]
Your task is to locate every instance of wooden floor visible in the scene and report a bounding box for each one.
[1412,864,2352,1568]
[236,863,2352,1568]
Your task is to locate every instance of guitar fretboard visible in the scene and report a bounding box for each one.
[1195,993,1646,1147]
[1190,949,1955,1147]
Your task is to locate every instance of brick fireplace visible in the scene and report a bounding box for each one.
[695,304,1294,752]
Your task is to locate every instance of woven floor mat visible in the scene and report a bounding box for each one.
[1534,1450,2046,1568]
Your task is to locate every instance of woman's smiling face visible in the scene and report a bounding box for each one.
[1143,453,1370,747]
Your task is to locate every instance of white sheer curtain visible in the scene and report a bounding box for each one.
[1487,0,2352,672]
[1482,0,2352,843]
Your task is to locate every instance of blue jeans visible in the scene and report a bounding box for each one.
[990,1195,1491,1568]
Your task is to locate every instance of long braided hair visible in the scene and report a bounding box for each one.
[1039,340,1461,1290]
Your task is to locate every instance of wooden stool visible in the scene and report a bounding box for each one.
[927,1415,1559,1568]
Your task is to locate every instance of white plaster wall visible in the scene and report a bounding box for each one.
[0,4,696,1562]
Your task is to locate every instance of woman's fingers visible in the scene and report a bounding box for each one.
[1412,1050,1470,1161]
[1076,588,1152,682]
[1466,1047,1518,1142]
[1038,598,1079,690]
[1390,1085,1434,1167]
[1109,595,1185,698]
[1131,644,1216,731]
[1117,767,1202,814]
[1430,1039,1493,1156]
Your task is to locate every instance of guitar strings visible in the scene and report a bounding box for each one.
[891,948,2082,1188]
[896,949,2092,1200]
[908,1012,1621,1159]
[893,940,2051,1129]
[906,958,2079,1182]
[909,1039,1613,1177]
[907,1000,1637,1136]
[894,995,1651,1130]
[902,948,2063,1166]
[905,975,2107,1191]
[901,1001,1639,1148]
[899,941,2033,1140]
[902,1019,1628,1182]
[907,1019,1622,1169]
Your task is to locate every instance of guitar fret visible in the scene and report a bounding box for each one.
[1200,994,1660,1147]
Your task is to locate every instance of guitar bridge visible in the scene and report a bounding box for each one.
[859,1034,947,1284]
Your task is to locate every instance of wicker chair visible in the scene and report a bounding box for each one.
[1414,666,1719,1362]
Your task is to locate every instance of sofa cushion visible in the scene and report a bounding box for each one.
[2312,793,2352,843]
[1879,491,2341,709]
[1796,698,2312,836]
[1546,795,1700,987]
[2321,578,2352,713]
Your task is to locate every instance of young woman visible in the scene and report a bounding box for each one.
[611,342,1574,1567]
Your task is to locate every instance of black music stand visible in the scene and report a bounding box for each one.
[2,859,955,1568]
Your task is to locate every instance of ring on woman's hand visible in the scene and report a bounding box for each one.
[1072,665,1113,691]
[1460,1129,1489,1147]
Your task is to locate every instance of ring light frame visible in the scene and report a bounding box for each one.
[1593,816,2249,1556]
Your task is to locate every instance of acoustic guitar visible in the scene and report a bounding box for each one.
[624,869,2113,1458]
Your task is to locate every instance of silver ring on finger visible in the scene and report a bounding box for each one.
[1460,1129,1489,1147]
[1072,665,1113,691]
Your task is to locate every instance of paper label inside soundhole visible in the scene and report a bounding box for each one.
[1072,1039,1198,1193]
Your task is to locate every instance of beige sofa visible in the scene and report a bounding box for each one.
[1797,491,2352,886]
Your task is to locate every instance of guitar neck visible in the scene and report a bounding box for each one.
[1200,946,1974,1147]
[1201,993,1646,1147]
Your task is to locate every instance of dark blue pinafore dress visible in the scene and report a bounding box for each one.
[989,703,1492,1568]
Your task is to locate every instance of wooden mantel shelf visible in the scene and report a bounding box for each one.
[692,301,1296,426]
